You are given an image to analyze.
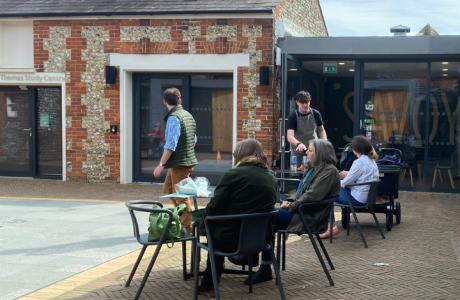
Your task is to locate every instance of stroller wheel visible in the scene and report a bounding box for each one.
[341,209,348,229]
[395,202,401,224]
[386,212,393,231]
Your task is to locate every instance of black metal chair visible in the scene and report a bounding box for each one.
[276,198,337,286]
[125,200,197,300]
[329,180,384,248]
[432,150,456,189]
[193,211,286,300]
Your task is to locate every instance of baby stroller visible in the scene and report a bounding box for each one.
[339,145,402,231]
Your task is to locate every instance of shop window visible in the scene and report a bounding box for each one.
[363,62,428,189]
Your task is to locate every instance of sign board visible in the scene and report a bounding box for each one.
[323,64,337,73]
[40,112,49,127]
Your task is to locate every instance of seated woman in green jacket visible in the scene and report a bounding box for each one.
[198,139,278,296]
[247,139,340,285]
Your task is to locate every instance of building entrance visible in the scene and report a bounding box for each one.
[0,86,62,178]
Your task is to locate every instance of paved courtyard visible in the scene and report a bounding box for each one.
[0,178,459,299]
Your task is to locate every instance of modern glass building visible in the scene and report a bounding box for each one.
[278,34,460,193]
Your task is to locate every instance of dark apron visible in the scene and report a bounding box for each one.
[290,110,318,168]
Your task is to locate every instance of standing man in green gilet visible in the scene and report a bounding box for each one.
[154,88,198,233]
[287,90,327,169]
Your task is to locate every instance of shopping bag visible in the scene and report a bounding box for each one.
[148,203,186,246]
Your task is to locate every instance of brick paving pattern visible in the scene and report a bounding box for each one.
[51,191,460,299]
[2,178,460,299]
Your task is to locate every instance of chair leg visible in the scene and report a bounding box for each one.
[316,234,334,270]
[248,254,253,293]
[448,169,455,189]
[182,241,187,281]
[346,208,350,236]
[134,243,164,300]
[193,244,201,300]
[282,232,287,271]
[270,247,286,300]
[432,168,438,188]
[208,250,221,300]
[418,163,422,183]
[400,168,406,182]
[439,169,443,183]
[369,207,385,239]
[190,222,198,275]
[125,245,147,287]
[349,207,368,248]
[308,232,334,286]
[329,207,334,244]
[276,231,282,272]
[276,231,283,268]
[409,168,413,187]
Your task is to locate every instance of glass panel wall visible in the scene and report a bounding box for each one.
[429,62,460,191]
[363,63,428,189]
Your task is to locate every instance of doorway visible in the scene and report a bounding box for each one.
[133,73,234,184]
[0,86,62,178]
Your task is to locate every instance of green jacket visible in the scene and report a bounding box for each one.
[286,164,340,235]
[199,163,278,242]
[163,105,198,169]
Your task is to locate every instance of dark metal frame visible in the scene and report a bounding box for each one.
[279,51,460,192]
[125,200,197,300]
[275,193,336,287]
[193,211,286,300]
[330,180,384,248]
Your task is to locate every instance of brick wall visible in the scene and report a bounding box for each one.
[33,18,277,182]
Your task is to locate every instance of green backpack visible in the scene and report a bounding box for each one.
[148,204,186,246]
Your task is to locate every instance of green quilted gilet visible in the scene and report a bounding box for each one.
[163,105,198,168]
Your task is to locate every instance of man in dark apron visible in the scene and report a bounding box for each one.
[287,90,327,168]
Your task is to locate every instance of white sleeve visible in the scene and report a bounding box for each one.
[341,159,363,188]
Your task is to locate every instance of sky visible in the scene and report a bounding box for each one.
[319,0,460,37]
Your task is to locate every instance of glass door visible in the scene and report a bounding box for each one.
[36,87,63,177]
[0,86,34,176]
[280,54,301,170]
[133,74,187,182]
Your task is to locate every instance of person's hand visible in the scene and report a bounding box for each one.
[153,165,164,177]
[340,171,348,180]
[280,201,291,210]
[296,143,307,152]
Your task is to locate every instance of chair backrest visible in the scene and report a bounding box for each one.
[365,180,381,207]
[204,211,278,256]
[125,200,172,243]
[449,151,457,168]
[298,197,337,233]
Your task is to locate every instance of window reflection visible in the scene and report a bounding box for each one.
[429,62,460,190]
[364,63,428,188]
[190,74,233,183]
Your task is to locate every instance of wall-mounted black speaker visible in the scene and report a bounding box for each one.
[259,66,269,86]
[106,66,117,84]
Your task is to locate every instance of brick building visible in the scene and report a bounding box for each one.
[0,0,328,183]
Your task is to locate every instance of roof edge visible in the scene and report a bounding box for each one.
[0,9,274,19]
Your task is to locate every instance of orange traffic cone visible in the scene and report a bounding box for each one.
[217,151,221,163]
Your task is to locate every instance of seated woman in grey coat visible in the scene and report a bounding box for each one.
[247,139,340,285]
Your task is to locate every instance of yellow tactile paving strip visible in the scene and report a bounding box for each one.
[17,246,184,300]
[16,209,340,300]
